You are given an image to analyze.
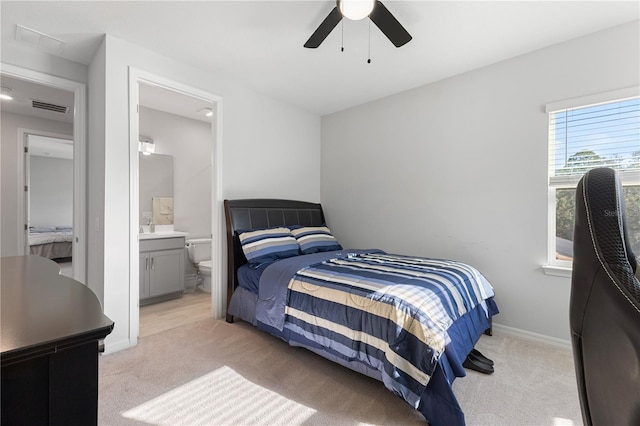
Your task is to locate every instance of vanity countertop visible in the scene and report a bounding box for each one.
[139,231,189,240]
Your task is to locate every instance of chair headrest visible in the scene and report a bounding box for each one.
[573,167,639,305]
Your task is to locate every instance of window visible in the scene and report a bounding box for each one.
[547,88,640,271]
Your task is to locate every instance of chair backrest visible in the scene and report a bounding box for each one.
[570,167,640,426]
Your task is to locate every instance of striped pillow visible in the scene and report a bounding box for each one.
[238,227,300,265]
[290,226,343,254]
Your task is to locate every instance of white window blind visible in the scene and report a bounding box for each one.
[548,95,640,187]
[545,89,640,271]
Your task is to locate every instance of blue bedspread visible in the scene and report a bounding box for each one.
[255,250,497,425]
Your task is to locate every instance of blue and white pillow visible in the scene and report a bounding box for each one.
[238,227,300,265]
[290,226,342,254]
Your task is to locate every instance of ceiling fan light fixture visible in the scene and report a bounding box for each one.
[304,0,411,49]
[198,107,213,117]
[339,0,375,21]
[138,136,155,156]
[0,86,14,100]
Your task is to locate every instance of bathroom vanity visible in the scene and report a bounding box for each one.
[138,151,186,306]
[139,232,187,306]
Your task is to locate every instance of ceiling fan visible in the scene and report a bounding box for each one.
[304,0,412,49]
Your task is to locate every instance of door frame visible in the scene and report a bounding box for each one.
[128,67,223,343]
[20,130,74,254]
[2,63,87,283]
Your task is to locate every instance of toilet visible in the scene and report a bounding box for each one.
[186,238,212,293]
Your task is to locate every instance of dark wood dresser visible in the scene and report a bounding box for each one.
[1,255,114,425]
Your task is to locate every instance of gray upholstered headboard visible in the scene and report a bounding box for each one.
[223,199,326,321]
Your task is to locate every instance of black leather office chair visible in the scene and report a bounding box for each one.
[570,167,640,426]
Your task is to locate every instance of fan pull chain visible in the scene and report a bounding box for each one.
[341,21,344,52]
[367,19,371,63]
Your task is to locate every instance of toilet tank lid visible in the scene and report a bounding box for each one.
[186,238,212,245]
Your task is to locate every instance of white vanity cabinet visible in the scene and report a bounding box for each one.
[139,236,185,306]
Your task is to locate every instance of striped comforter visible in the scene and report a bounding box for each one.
[283,253,495,409]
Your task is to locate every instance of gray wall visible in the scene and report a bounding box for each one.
[88,34,321,352]
[321,21,640,342]
[5,33,322,352]
[29,156,73,227]
[0,111,73,255]
[139,106,212,240]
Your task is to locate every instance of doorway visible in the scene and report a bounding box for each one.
[0,63,87,283]
[128,68,223,343]
[23,132,74,276]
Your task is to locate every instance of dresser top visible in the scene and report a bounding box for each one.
[1,256,114,366]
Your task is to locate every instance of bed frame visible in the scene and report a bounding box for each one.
[224,199,326,323]
[30,242,72,261]
[223,198,497,425]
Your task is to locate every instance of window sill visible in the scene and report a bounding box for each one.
[542,264,572,278]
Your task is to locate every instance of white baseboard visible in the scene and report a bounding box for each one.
[491,323,572,351]
[102,337,137,355]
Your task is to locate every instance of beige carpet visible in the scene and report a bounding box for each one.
[99,318,583,425]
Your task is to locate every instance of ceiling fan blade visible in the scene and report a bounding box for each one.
[369,1,412,47]
[304,6,342,48]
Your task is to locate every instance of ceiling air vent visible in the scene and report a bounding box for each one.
[31,99,69,114]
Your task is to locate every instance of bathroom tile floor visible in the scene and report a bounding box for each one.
[139,290,211,338]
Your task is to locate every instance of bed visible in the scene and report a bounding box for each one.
[28,226,73,260]
[224,199,498,426]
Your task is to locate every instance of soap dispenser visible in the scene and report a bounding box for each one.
[147,219,155,233]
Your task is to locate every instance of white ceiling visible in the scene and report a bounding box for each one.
[139,82,214,123]
[0,69,213,124]
[1,1,639,116]
[0,74,75,123]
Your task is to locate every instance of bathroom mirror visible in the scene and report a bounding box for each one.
[139,152,174,226]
